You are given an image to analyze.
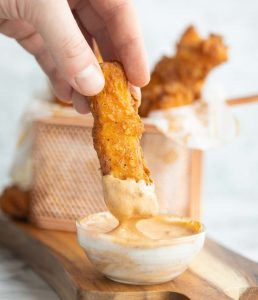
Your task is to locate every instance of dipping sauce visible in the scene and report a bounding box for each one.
[100,175,201,245]
[80,212,202,247]
[136,217,196,240]
[102,175,159,220]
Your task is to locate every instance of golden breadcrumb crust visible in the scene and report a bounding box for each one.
[90,62,151,184]
[140,26,228,117]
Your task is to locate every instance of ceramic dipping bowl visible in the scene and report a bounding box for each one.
[76,212,205,285]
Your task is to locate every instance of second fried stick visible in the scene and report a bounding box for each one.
[140,26,228,117]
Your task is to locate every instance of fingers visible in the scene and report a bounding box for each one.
[1,0,147,114]
[75,1,118,62]
[28,0,105,96]
[0,18,72,101]
[21,32,73,101]
[89,0,150,87]
[72,90,90,114]
[0,19,34,40]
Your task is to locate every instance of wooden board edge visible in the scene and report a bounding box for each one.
[1,215,258,300]
[0,216,176,300]
[0,215,78,300]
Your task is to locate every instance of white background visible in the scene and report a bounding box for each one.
[0,0,258,298]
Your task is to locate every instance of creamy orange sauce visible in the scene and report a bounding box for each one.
[108,217,195,241]
[102,175,159,220]
[81,212,199,247]
[101,175,197,243]
[136,217,195,240]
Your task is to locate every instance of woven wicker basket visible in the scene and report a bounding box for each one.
[29,115,202,231]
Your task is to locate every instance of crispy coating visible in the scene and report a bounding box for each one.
[90,62,152,184]
[140,26,228,117]
[0,186,30,220]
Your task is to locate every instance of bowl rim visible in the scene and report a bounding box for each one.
[76,212,206,248]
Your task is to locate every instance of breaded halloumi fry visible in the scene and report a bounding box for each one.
[89,62,152,184]
[140,26,228,117]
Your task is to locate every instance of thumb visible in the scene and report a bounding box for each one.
[29,0,105,96]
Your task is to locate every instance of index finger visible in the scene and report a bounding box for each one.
[89,0,150,87]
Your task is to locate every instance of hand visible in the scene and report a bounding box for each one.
[0,0,149,113]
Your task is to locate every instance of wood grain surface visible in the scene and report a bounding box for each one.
[0,215,257,300]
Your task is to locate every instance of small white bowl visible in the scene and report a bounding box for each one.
[76,212,205,285]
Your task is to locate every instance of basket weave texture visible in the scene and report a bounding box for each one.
[30,119,191,231]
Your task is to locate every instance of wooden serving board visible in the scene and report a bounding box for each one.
[0,215,257,300]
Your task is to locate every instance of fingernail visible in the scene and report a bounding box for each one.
[72,90,90,114]
[129,84,141,101]
[129,84,141,107]
[75,64,104,96]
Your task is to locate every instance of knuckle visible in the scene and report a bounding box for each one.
[60,36,87,60]
[35,0,56,9]
[0,0,34,20]
[101,0,130,21]
[57,36,92,75]
[14,0,33,20]
[29,0,59,24]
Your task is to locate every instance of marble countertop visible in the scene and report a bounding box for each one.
[0,248,58,300]
[1,0,258,298]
